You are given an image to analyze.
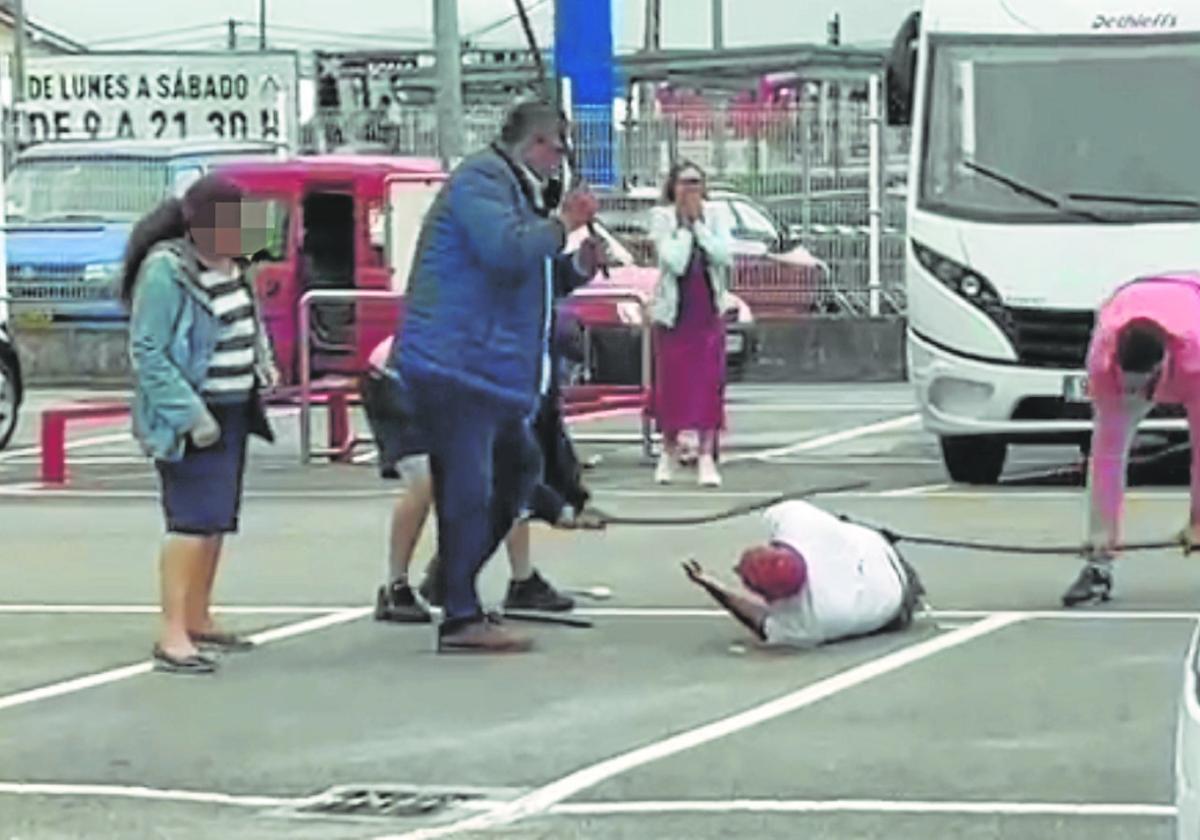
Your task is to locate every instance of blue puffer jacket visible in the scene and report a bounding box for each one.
[396,147,572,414]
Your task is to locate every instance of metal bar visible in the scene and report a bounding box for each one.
[297,288,405,464]
[867,73,882,317]
[560,288,655,455]
[12,0,25,109]
[296,288,655,463]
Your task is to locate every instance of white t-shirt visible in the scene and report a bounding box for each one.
[760,501,905,648]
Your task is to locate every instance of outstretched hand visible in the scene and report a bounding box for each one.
[682,558,706,585]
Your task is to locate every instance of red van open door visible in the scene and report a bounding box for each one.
[367,172,445,363]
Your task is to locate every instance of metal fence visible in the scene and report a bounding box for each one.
[0,94,911,325]
[301,97,910,319]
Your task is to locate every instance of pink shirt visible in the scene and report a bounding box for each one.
[1086,273,1200,540]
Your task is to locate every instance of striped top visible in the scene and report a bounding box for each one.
[198,269,258,401]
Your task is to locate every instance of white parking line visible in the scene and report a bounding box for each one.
[724,404,917,413]
[0,432,132,463]
[877,483,953,497]
[547,799,1175,819]
[0,782,306,809]
[0,604,344,615]
[1,605,1194,622]
[0,485,405,499]
[373,613,1027,840]
[0,485,934,501]
[0,607,371,713]
[723,414,921,464]
[0,786,1167,821]
[0,781,507,812]
[0,457,146,467]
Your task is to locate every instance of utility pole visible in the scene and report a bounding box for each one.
[259,0,267,50]
[643,0,661,51]
[640,0,661,127]
[711,0,724,50]
[227,18,238,51]
[12,0,26,105]
[433,0,464,166]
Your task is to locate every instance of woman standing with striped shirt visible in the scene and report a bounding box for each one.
[123,175,278,675]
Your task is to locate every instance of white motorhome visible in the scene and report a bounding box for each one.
[887,1,1200,483]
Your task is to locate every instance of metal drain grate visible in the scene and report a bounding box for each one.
[292,785,485,820]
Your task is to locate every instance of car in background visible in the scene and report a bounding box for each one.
[597,187,827,318]
[558,218,759,385]
[4,138,287,328]
[0,317,22,450]
[1177,623,1200,839]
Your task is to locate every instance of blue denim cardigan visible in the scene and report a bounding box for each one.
[128,239,274,462]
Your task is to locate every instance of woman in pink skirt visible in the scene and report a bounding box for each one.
[649,161,734,487]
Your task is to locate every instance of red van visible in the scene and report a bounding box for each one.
[216,155,445,385]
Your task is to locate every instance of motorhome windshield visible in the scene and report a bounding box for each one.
[920,36,1200,224]
[6,159,170,223]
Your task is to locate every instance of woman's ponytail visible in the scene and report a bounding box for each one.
[120,197,187,306]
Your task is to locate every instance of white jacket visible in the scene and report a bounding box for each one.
[648,202,735,328]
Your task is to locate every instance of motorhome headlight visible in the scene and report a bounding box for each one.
[911,240,1014,336]
[83,262,122,283]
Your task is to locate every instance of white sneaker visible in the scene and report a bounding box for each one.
[655,452,674,485]
[698,455,722,487]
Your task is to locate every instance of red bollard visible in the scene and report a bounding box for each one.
[41,412,67,485]
[328,391,351,460]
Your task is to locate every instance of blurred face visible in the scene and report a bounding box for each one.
[190,200,244,262]
[521,124,568,180]
[674,166,706,206]
[239,200,274,257]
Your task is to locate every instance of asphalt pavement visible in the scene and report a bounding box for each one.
[0,383,1193,839]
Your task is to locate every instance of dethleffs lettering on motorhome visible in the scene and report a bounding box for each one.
[19,53,300,146]
[1092,12,1179,30]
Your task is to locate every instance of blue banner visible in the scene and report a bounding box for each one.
[554,0,617,186]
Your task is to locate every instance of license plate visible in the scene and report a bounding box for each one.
[13,309,53,329]
[726,332,745,354]
[1063,374,1089,402]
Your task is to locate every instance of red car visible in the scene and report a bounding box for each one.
[597,188,828,319]
[557,219,759,385]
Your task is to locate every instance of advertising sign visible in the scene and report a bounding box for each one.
[20,51,300,146]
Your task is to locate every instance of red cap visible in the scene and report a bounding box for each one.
[736,543,808,601]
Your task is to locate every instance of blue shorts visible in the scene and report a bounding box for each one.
[360,370,429,473]
[156,401,250,535]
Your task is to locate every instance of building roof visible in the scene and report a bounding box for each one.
[18,138,288,161]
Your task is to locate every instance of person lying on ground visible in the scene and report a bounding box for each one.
[682,500,926,648]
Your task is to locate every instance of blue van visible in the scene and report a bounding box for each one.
[5,139,286,327]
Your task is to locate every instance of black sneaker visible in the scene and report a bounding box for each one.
[374,583,432,624]
[504,571,576,613]
[1061,563,1114,608]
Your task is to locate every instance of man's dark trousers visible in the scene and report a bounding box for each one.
[409,375,538,624]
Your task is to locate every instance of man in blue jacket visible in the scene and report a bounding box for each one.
[396,100,603,653]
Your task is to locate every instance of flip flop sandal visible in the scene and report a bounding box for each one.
[189,632,256,652]
[152,645,217,675]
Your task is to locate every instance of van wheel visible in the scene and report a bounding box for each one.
[939,435,1006,485]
